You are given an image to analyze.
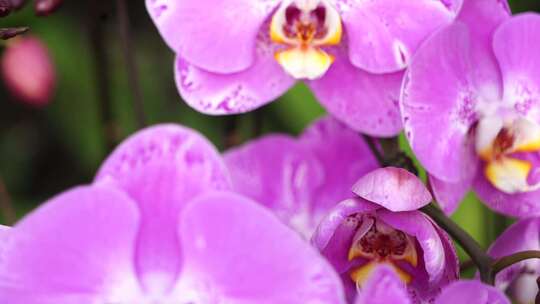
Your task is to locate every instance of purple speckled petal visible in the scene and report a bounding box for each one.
[309,53,403,137]
[0,185,140,303]
[352,167,432,211]
[146,0,279,73]
[224,135,321,238]
[377,210,448,284]
[473,172,540,217]
[488,218,540,303]
[435,281,510,304]
[175,51,295,115]
[342,0,459,73]
[355,265,411,304]
[493,13,540,120]
[429,174,472,215]
[178,192,346,304]
[95,124,231,291]
[401,0,509,182]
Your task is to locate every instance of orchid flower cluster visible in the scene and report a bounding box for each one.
[1,0,540,303]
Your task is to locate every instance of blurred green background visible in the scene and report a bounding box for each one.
[0,1,539,267]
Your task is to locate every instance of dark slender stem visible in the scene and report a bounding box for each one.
[492,250,540,276]
[422,204,494,284]
[224,116,240,149]
[459,259,476,273]
[0,176,17,225]
[116,0,146,128]
[88,1,116,151]
[362,134,385,166]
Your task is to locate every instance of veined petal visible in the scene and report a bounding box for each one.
[352,167,432,212]
[493,13,540,121]
[95,124,231,291]
[401,0,509,182]
[175,48,295,115]
[435,281,510,304]
[146,0,280,73]
[401,23,483,183]
[309,52,403,137]
[0,185,141,304]
[224,135,322,239]
[343,0,460,74]
[176,192,346,304]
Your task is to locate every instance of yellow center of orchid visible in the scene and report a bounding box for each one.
[476,117,540,193]
[270,0,342,80]
[347,217,418,288]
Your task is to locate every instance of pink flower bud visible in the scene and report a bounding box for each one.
[1,36,56,107]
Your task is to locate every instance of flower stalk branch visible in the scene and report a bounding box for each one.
[0,176,17,225]
[491,250,540,276]
[116,0,146,128]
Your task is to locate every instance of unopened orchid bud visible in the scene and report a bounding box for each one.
[9,0,26,10]
[0,27,29,40]
[0,0,12,17]
[34,0,62,16]
[1,37,56,107]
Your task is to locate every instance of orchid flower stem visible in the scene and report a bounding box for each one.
[88,1,116,151]
[362,134,385,165]
[420,203,495,284]
[116,0,147,128]
[0,175,17,225]
[492,250,540,276]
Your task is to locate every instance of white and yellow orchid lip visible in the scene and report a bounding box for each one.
[348,218,418,287]
[476,117,540,193]
[270,0,342,80]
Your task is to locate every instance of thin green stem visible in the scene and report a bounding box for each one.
[492,250,540,276]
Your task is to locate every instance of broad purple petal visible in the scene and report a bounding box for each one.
[378,210,448,284]
[355,265,411,304]
[224,135,322,238]
[342,0,459,74]
[175,50,295,115]
[0,185,140,303]
[429,174,472,215]
[401,23,483,182]
[177,192,346,304]
[401,0,509,182]
[488,217,540,299]
[310,53,403,137]
[146,0,279,73]
[352,167,432,211]
[493,13,540,120]
[95,124,231,291]
[473,173,540,217]
[435,281,510,304]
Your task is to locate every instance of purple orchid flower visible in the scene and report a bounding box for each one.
[0,124,346,304]
[146,0,462,136]
[355,266,510,304]
[401,0,540,217]
[312,167,459,303]
[488,217,540,304]
[224,117,379,239]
